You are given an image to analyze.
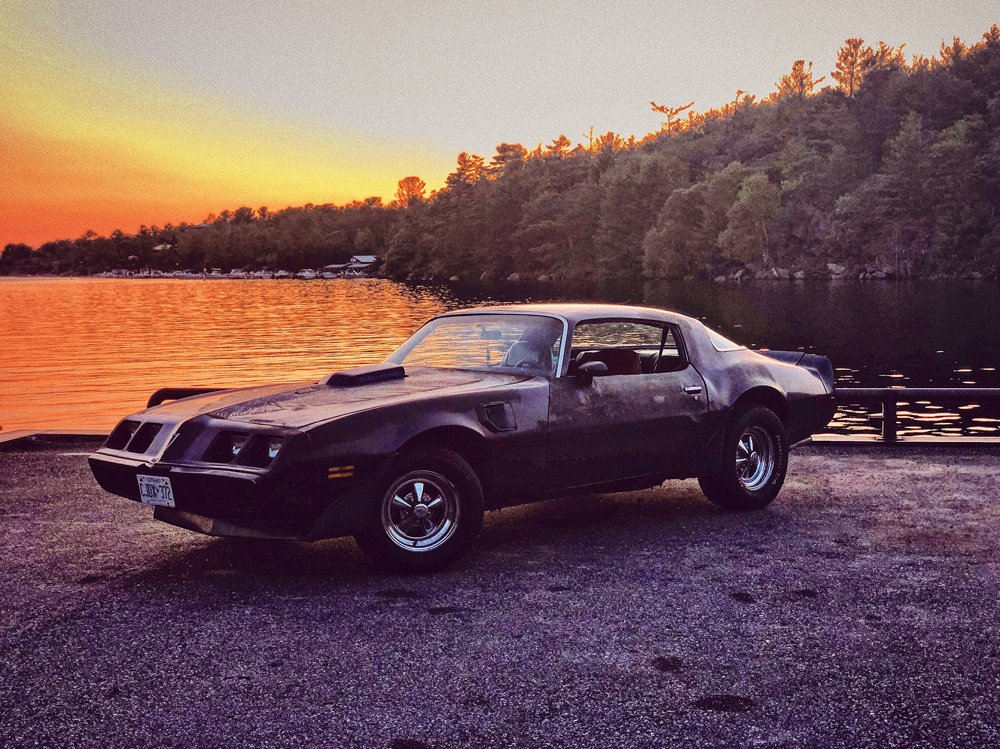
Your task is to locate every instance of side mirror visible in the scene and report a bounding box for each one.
[575,360,608,385]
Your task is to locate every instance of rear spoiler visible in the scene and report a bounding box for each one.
[147,387,225,408]
[760,350,835,393]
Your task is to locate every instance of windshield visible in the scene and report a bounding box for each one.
[387,314,565,377]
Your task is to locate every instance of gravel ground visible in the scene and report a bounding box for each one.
[2,442,1000,748]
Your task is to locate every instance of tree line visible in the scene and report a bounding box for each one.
[4,26,999,299]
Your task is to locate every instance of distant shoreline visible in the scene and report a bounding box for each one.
[2,272,997,285]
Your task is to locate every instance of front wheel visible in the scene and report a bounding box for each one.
[698,406,788,511]
[354,446,484,573]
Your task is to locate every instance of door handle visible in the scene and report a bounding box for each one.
[683,385,703,395]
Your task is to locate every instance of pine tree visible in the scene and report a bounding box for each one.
[395,176,427,208]
[650,101,694,134]
[445,153,486,188]
[545,135,573,157]
[776,61,825,99]
[832,39,872,96]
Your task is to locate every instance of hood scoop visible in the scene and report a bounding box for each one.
[320,363,405,387]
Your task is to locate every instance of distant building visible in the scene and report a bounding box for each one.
[345,255,378,275]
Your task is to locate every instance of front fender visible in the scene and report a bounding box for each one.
[305,452,399,540]
[304,379,550,512]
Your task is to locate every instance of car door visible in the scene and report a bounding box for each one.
[545,320,709,492]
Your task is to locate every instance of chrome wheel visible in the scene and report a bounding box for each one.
[735,426,775,491]
[381,471,460,552]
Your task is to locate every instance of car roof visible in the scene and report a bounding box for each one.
[435,303,702,328]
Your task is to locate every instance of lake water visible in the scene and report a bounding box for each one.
[2,276,999,436]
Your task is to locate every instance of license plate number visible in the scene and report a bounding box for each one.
[137,475,175,507]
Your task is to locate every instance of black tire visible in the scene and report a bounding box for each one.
[353,446,484,573]
[698,405,788,511]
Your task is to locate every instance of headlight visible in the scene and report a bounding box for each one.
[230,434,249,457]
[202,432,287,467]
[203,431,251,463]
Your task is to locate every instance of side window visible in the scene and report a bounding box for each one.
[570,321,685,376]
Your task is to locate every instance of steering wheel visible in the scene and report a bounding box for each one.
[504,341,551,370]
[503,350,535,368]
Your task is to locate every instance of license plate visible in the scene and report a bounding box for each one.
[137,475,175,507]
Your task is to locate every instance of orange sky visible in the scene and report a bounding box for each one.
[0,2,454,247]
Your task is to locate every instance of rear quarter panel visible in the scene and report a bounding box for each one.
[681,321,833,444]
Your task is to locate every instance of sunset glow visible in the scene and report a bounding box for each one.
[2,0,996,249]
[0,2,453,247]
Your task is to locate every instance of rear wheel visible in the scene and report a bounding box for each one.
[354,446,484,573]
[699,406,787,511]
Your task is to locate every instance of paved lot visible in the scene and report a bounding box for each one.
[2,441,1000,748]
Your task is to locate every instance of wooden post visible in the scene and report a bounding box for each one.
[882,394,897,443]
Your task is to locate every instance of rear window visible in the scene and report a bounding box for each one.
[706,326,745,352]
[572,321,666,349]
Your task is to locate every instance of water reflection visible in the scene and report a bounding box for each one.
[2,277,999,436]
[643,279,1000,438]
[0,278,460,430]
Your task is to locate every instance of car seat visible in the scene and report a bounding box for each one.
[576,349,642,376]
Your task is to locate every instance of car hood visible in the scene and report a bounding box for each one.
[141,367,533,429]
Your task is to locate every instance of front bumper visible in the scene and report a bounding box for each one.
[89,449,395,541]
[89,452,274,520]
[152,507,310,539]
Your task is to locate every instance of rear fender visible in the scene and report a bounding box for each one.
[760,350,834,394]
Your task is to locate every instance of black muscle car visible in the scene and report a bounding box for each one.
[89,304,836,571]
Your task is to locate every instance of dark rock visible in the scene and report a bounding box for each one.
[652,656,683,673]
[692,694,753,712]
[427,606,459,615]
[387,740,432,749]
[376,589,422,599]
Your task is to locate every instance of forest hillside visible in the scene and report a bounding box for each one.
[4,26,1000,298]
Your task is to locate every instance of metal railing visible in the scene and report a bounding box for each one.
[835,387,1000,442]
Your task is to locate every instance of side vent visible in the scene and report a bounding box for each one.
[321,363,405,387]
[477,402,517,433]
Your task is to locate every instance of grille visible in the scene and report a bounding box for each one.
[106,420,139,450]
[125,422,163,453]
